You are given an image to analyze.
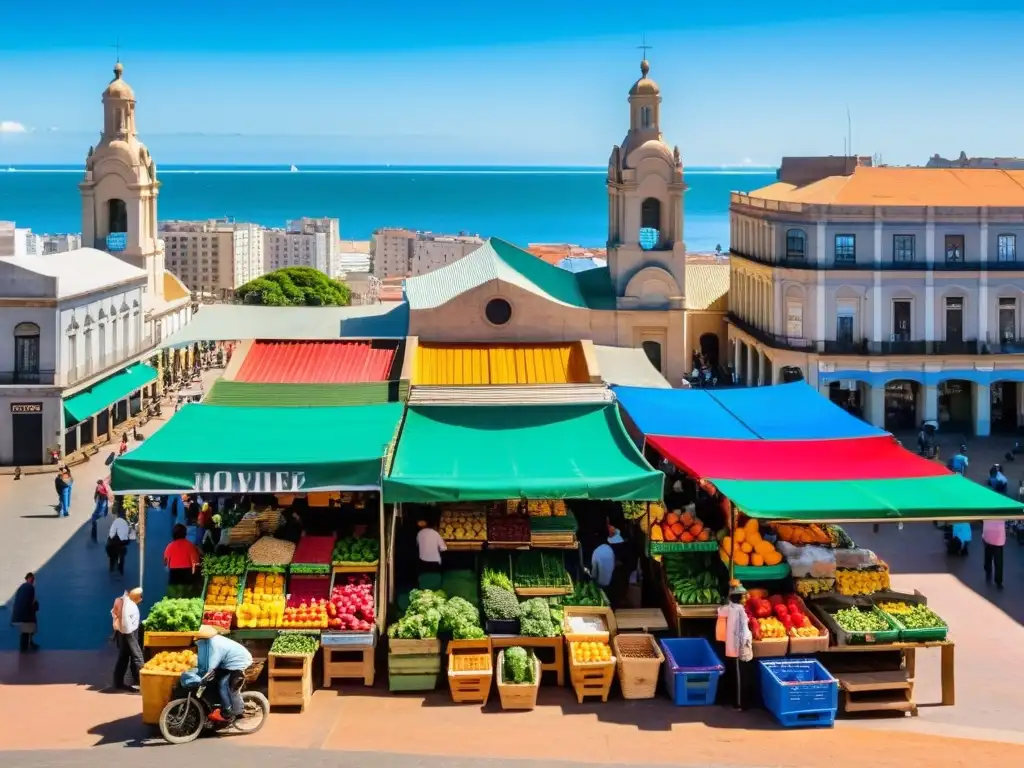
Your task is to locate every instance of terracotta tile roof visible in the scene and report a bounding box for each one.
[685,262,729,311]
[235,340,396,383]
[747,166,1024,207]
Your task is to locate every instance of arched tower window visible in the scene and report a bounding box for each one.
[108,199,128,234]
[786,228,807,259]
[640,106,652,129]
[639,198,662,251]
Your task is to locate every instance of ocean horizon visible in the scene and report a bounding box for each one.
[0,165,777,251]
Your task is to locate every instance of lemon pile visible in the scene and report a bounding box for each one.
[204,575,240,612]
[571,641,612,664]
[144,650,197,674]
[237,572,286,628]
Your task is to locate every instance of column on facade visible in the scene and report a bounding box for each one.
[733,338,742,376]
[973,383,991,437]
[922,385,938,422]
[756,349,766,386]
[865,385,886,430]
[746,344,756,386]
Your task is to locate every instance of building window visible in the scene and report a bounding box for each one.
[98,322,106,365]
[892,300,912,341]
[640,105,652,129]
[785,229,806,259]
[999,297,1017,342]
[639,198,661,251]
[945,234,965,263]
[834,234,856,263]
[998,234,1017,262]
[836,302,856,343]
[944,296,964,343]
[893,235,915,263]
[107,198,128,234]
[484,298,513,326]
[14,322,40,376]
[786,300,803,338]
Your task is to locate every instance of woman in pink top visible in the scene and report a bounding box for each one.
[982,519,1006,589]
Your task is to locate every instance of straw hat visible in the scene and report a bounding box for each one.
[196,624,222,640]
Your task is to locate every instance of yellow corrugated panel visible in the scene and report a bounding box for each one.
[414,343,588,385]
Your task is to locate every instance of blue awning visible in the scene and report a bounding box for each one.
[612,386,757,439]
[707,382,886,440]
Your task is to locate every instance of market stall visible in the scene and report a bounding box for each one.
[381,402,663,702]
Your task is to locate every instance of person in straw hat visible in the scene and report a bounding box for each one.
[192,624,253,723]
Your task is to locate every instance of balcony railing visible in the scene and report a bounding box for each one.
[726,313,815,352]
[731,321,989,357]
[66,335,156,387]
[0,369,57,385]
[731,249,1024,272]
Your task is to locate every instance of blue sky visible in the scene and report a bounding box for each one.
[2,2,1023,165]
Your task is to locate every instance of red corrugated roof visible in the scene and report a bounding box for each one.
[236,341,395,383]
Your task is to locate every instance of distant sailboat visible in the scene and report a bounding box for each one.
[290,164,299,172]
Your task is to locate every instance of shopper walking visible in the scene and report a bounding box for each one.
[106,509,132,576]
[90,477,112,542]
[983,518,1006,589]
[111,588,144,690]
[55,466,73,517]
[11,573,39,652]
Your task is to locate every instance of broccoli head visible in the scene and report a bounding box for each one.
[519,598,558,637]
[503,646,534,684]
[482,585,521,620]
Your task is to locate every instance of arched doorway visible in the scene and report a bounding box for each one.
[641,340,663,373]
[990,381,1020,433]
[829,381,864,419]
[885,380,919,432]
[938,380,972,433]
[699,333,720,370]
[107,198,128,234]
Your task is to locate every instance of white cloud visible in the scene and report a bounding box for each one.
[0,121,28,134]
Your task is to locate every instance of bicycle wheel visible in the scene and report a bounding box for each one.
[230,691,269,735]
[158,697,205,744]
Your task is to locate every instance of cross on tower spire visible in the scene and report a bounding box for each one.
[637,34,653,61]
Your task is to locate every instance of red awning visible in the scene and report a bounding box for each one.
[647,435,951,482]
[236,341,396,384]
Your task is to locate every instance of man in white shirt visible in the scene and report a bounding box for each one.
[106,510,131,576]
[416,520,446,574]
[111,587,144,691]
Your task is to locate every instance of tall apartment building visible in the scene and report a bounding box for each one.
[160,219,265,295]
[264,217,339,275]
[728,156,1024,437]
[0,222,41,257]
[370,228,484,278]
[41,233,83,254]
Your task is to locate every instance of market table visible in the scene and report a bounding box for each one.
[614,607,669,634]
[489,635,565,686]
[819,639,954,712]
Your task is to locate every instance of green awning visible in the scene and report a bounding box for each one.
[204,380,407,407]
[111,402,403,493]
[384,403,663,503]
[64,363,158,424]
[712,475,1024,521]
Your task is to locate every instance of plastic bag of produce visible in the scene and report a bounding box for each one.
[776,542,836,578]
[833,547,879,570]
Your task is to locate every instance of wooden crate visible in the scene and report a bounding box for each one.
[612,633,664,700]
[143,631,196,649]
[389,637,441,656]
[447,638,492,705]
[568,653,616,703]
[495,651,541,710]
[786,596,830,654]
[140,668,179,725]
[267,652,314,711]
[563,606,617,642]
[490,635,565,686]
[388,653,441,675]
[323,645,375,687]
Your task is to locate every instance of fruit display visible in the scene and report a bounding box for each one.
[247,536,296,566]
[512,550,571,590]
[650,508,713,543]
[832,606,890,633]
[836,566,890,595]
[571,640,612,664]
[440,507,487,542]
[487,511,530,543]
[143,598,204,632]
[771,523,856,549]
[202,610,233,631]
[282,600,327,629]
[332,536,381,564]
[794,577,835,597]
[664,553,723,605]
[203,575,240,612]
[744,594,820,640]
[144,650,198,673]
[719,517,783,567]
[236,572,286,628]
[271,633,320,655]
[201,552,248,576]
[878,602,947,630]
[328,574,376,631]
[523,499,568,517]
[292,535,336,567]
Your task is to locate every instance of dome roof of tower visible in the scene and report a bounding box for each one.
[103,62,135,100]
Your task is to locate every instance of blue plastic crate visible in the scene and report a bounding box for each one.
[758,658,838,728]
[659,638,724,706]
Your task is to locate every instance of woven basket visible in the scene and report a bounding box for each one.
[243,658,266,683]
[612,633,664,700]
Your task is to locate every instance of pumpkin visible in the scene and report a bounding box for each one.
[740,542,753,554]
[664,525,679,542]
[680,510,694,527]
[670,522,685,537]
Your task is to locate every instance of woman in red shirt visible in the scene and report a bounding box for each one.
[164,524,202,594]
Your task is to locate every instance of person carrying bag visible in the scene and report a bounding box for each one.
[106,509,132,576]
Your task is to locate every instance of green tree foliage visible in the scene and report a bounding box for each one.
[236,267,351,307]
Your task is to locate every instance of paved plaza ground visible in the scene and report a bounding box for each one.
[2,425,1024,767]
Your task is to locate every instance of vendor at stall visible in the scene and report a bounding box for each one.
[164,524,202,592]
[717,581,754,710]
[586,527,626,605]
[416,518,446,574]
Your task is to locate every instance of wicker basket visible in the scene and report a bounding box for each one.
[612,633,664,700]
[496,651,541,711]
[244,658,267,683]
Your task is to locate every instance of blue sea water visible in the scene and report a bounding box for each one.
[0,165,776,252]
